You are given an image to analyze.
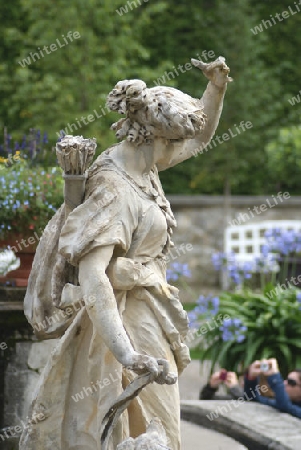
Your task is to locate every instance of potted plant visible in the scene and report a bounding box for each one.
[0,150,64,286]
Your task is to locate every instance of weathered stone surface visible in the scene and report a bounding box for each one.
[181,421,247,450]
[20,57,232,449]
[1,342,34,450]
[27,340,58,372]
[181,400,301,450]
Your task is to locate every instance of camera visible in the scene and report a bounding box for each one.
[260,362,270,373]
[219,370,227,381]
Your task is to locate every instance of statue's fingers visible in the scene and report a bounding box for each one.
[191,58,208,70]
[157,358,169,378]
[221,62,230,71]
[165,372,178,385]
[202,56,225,69]
[146,360,159,377]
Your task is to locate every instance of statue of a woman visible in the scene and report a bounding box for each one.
[20,57,231,450]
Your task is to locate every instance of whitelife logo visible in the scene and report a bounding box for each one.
[250,2,301,35]
[18,31,81,68]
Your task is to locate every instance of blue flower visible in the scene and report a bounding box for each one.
[236,334,246,343]
[211,251,257,285]
[194,303,207,315]
[211,296,220,315]
[220,317,247,343]
[166,269,178,281]
[181,263,192,278]
[21,135,27,149]
[192,294,220,319]
[229,268,241,285]
[187,311,200,329]
[264,228,301,257]
[166,262,191,282]
[264,230,273,238]
[296,291,301,310]
[212,253,223,270]
[261,244,269,257]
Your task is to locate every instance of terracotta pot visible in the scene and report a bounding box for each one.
[0,233,40,287]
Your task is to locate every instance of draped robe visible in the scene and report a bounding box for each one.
[20,150,190,450]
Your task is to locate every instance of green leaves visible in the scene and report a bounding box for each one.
[0,0,301,196]
[0,161,64,239]
[192,285,301,376]
[266,125,301,193]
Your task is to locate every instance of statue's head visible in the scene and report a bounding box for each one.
[107,79,207,145]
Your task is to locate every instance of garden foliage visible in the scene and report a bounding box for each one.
[181,230,301,376]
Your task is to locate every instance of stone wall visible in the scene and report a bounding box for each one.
[168,195,301,302]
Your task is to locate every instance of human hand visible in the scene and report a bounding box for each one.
[225,372,239,388]
[191,56,233,88]
[248,360,261,379]
[209,371,224,388]
[262,358,279,376]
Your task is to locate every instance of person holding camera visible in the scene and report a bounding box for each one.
[244,358,301,418]
[199,369,244,400]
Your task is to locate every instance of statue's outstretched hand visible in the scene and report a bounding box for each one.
[124,353,177,385]
[191,56,233,88]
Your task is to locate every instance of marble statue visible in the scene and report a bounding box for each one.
[20,56,231,450]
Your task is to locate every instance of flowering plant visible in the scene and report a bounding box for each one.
[264,228,301,257]
[189,286,301,376]
[0,128,55,167]
[263,228,301,285]
[166,261,192,282]
[0,150,23,168]
[188,230,301,376]
[0,160,64,240]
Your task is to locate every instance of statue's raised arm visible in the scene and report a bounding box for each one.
[156,56,232,170]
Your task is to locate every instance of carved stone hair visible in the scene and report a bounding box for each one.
[107,79,207,145]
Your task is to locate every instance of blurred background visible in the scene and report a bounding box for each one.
[1,0,301,197]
